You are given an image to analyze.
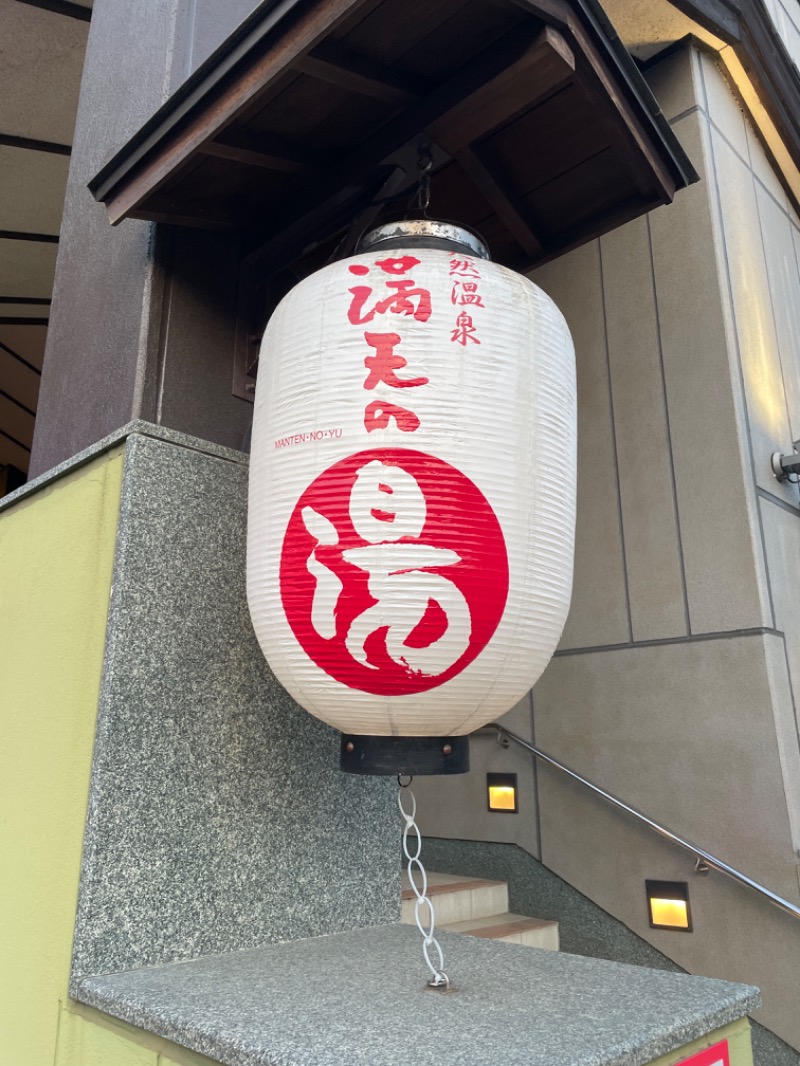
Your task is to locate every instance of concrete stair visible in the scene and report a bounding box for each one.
[401,870,559,950]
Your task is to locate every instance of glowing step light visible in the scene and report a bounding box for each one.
[487,772,518,813]
[646,879,692,931]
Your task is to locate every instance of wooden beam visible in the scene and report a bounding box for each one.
[295,40,421,106]
[0,132,71,156]
[0,296,51,305]
[126,196,239,230]
[200,129,324,174]
[103,0,373,224]
[0,230,59,244]
[429,26,575,152]
[455,147,544,259]
[13,0,91,22]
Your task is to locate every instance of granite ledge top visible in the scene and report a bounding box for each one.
[0,420,248,514]
[74,923,759,1066]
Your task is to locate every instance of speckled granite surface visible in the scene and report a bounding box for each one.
[0,419,247,514]
[70,429,398,986]
[74,924,759,1066]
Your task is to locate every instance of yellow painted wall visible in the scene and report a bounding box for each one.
[52,1002,748,1066]
[55,1004,219,1066]
[0,449,124,1066]
[649,1019,753,1066]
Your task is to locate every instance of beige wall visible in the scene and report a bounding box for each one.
[763,0,800,74]
[416,45,800,1051]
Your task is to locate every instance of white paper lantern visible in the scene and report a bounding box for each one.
[247,222,576,754]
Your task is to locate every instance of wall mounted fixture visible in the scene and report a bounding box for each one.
[487,772,518,813]
[771,441,800,481]
[646,880,692,931]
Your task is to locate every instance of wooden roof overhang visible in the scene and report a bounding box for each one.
[89,0,698,277]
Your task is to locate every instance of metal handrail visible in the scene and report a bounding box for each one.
[480,722,800,921]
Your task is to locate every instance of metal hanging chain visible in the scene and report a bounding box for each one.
[416,146,433,216]
[398,776,450,989]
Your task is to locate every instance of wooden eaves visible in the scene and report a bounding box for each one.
[88,0,700,278]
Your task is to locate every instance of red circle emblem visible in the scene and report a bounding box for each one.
[280,448,508,695]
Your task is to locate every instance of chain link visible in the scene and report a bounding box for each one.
[416,147,433,215]
[398,778,450,989]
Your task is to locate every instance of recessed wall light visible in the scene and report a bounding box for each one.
[487,772,518,813]
[646,880,692,931]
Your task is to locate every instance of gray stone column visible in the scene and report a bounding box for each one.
[30,0,263,478]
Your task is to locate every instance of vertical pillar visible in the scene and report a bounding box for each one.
[29,0,263,478]
[29,0,182,477]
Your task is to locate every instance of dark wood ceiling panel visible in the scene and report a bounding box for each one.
[243,73,358,143]
[526,147,636,238]
[224,69,304,132]
[322,0,393,45]
[428,160,496,228]
[240,22,574,270]
[333,0,469,66]
[174,155,284,203]
[199,128,327,174]
[385,0,528,81]
[295,38,424,103]
[480,83,609,194]
[296,86,397,153]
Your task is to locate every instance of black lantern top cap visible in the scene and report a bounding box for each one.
[358,220,490,261]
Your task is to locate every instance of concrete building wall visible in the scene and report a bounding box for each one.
[414,45,800,1051]
[30,0,263,479]
[169,0,264,88]
[763,0,800,74]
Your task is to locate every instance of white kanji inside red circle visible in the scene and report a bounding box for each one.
[280,449,508,696]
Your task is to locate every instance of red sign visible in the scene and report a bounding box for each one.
[280,448,509,695]
[676,1040,730,1066]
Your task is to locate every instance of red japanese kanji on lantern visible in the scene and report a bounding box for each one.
[280,448,508,695]
[247,228,576,738]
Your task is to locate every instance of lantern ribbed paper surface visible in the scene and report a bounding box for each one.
[247,245,576,737]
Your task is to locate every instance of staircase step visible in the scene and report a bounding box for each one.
[401,871,509,925]
[442,912,560,951]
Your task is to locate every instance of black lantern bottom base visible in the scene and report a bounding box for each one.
[340,734,469,776]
